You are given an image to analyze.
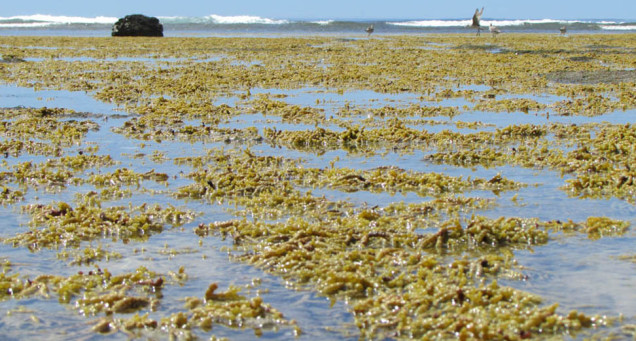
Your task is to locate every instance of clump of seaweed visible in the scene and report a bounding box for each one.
[472,98,547,113]
[248,93,326,124]
[162,283,299,337]
[543,217,630,239]
[561,124,636,203]
[0,265,163,308]
[3,202,195,250]
[176,149,522,222]
[264,120,432,155]
[0,186,25,205]
[88,281,298,340]
[198,214,608,339]
[57,245,123,265]
[615,254,636,264]
[88,168,169,188]
[0,107,99,146]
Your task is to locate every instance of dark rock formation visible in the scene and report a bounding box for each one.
[112,14,163,37]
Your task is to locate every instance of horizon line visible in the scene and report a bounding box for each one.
[1,13,635,22]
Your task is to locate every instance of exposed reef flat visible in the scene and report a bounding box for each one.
[0,34,635,340]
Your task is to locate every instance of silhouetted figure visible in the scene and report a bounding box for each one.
[472,7,484,35]
[560,26,567,35]
[366,25,374,37]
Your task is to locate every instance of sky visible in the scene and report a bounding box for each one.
[2,0,635,20]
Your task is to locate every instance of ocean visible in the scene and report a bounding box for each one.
[1,14,635,36]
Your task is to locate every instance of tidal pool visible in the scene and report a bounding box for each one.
[0,35,635,340]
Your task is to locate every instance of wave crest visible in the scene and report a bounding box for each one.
[202,14,288,25]
[600,25,636,30]
[0,14,117,25]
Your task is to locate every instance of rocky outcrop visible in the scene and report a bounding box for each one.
[112,14,163,37]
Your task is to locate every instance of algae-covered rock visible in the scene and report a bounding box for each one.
[112,14,163,37]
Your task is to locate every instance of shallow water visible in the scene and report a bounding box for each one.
[1,36,635,340]
[510,232,636,316]
[0,83,362,340]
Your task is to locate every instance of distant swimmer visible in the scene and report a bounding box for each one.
[489,23,501,37]
[366,25,374,37]
[472,7,484,35]
[560,26,567,35]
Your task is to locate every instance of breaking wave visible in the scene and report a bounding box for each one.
[0,14,117,28]
[160,14,289,25]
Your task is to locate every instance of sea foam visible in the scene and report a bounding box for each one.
[600,25,636,30]
[0,14,117,25]
[203,14,289,25]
